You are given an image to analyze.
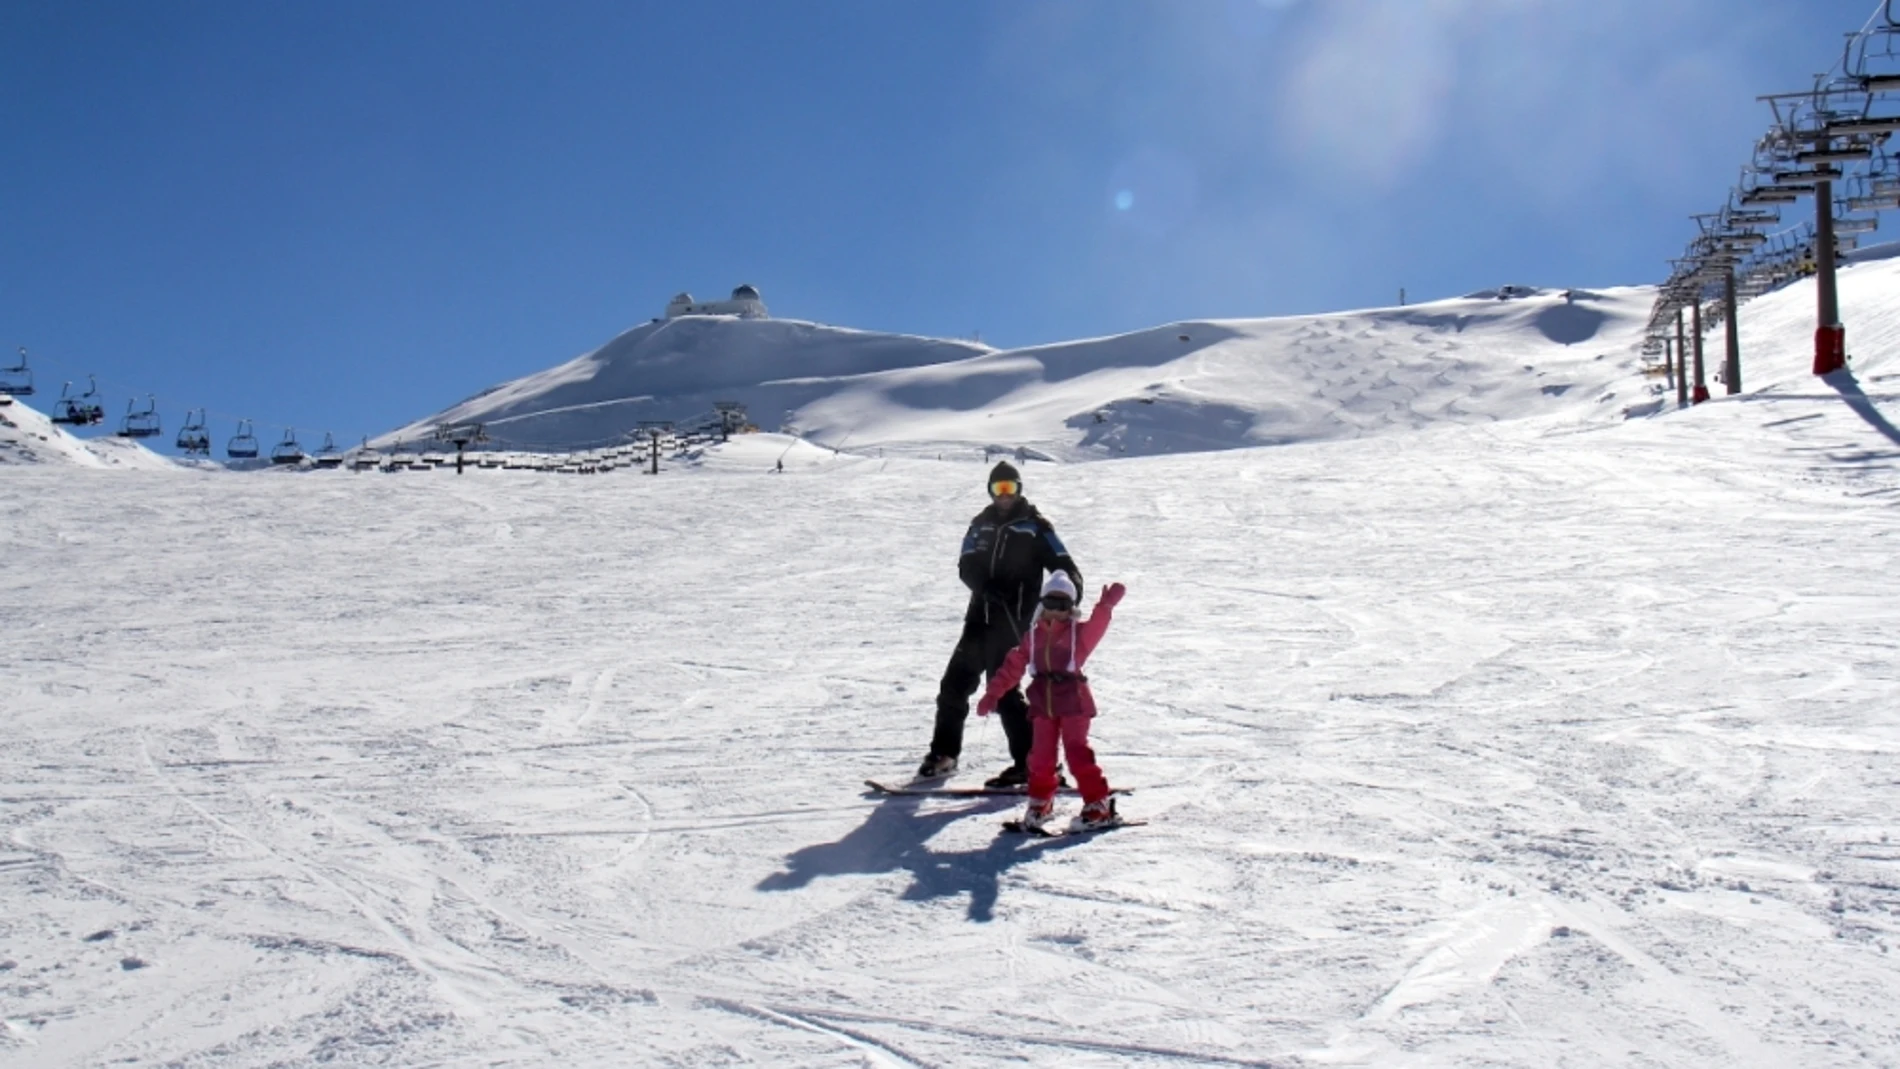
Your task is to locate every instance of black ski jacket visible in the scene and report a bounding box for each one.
[957,499,1082,629]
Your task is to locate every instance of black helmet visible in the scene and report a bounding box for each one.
[987,461,1022,498]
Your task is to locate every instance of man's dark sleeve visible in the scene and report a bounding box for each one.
[1039,520,1081,593]
[957,519,988,592]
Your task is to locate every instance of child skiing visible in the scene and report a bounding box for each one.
[976,572,1127,832]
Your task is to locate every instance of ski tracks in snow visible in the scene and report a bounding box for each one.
[7,401,1900,1065]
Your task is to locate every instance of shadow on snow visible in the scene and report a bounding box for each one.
[1824,369,1900,447]
[757,792,1087,922]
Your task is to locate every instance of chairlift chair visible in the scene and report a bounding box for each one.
[1,347,34,397]
[1826,115,1900,138]
[270,428,305,465]
[51,376,106,426]
[1773,165,1839,186]
[175,408,211,454]
[349,437,381,472]
[1796,143,1875,166]
[117,395,162,438]
[227,419,260,459]
[314,432,344,468]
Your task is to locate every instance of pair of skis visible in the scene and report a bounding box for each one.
[863,779,1144,838]
[862,779,1136,799]
[997,815,1142,838]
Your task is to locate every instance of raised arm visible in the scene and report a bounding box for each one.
[1075,583,1125,666]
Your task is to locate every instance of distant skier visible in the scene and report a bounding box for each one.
[916,460,1082,787]
[978,574,1126,831]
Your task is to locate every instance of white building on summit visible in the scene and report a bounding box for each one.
[665,285,768,320]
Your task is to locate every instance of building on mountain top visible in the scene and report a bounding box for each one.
[666,285,768,320]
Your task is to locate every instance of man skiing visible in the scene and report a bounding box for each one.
[917,460,1082,788]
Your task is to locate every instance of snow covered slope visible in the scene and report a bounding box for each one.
[3,380,1897,1065]
[1731,248,1900,387]
[7,256,1900,1065]
[0,398,177,469]
[383,287,1661,460]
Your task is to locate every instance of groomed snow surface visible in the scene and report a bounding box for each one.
[4,265,1900,1067]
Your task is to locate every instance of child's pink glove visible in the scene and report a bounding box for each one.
[1100,582,1126,609]
[975,694,997,717]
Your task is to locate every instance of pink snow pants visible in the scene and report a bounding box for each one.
[1028,713,1110,805]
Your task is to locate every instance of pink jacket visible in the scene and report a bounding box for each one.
[980,595,1118,719]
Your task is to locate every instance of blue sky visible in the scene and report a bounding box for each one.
[1,0,1887,447]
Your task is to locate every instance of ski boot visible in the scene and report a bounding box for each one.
[1020,797,1056,832]
[916,753,958,779]
[1074,797,1120,831]
[983,764,1027,790]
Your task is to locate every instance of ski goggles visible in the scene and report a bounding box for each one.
[989,479,1021,497]
[1040,593,1075,611]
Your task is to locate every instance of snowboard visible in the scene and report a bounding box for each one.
[1000,818,1147,838]
[864,779,1133,799]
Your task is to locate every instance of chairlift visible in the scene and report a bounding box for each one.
[1772,164,1840,185]
[176,409,211,454]
[1846,184,1892,208]
[1,347,34,396]
[313,432,343,468]
[1825,114,1900,138]
[51,376,105,426]
[117,395,162,439]
[270,428,305,465]
[227,419,260,459]
[1846,18,1900,91]
[1796,144,1876,166]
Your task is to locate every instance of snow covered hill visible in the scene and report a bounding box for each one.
[0,398,177,469]
[381,286,1664,460]
[375,316,995,452]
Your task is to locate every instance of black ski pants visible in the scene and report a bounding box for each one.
[932,613,1032,770]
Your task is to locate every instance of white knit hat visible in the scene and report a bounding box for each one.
[1041,571,1077,601]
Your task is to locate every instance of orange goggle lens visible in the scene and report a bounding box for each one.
[990,479,1021,497]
